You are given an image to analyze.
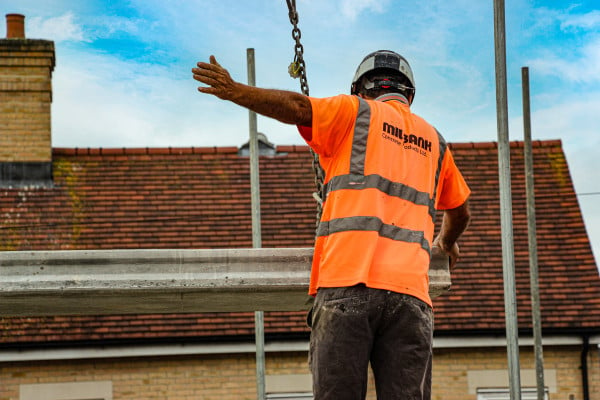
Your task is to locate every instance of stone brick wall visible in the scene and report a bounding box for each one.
[0,39,55,162]
[0,346,597,400]
[433,346,600,400]
[0,352,315,400]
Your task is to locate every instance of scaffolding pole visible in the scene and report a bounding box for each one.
[522,66,545,400]
[247,48,266,400]
[493,1,522,399]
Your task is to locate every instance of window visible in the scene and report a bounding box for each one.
[266,393,313,400]
[20,381,112,400]
[468,369,556,396]
[266,374,313,400]
[477,388,549,400]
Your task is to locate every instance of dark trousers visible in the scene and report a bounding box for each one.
[308,285,433,400]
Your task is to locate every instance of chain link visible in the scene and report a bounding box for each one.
[286,0,325,228]
[287,1,310,97]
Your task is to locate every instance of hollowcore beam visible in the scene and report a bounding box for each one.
[0,248,450,316]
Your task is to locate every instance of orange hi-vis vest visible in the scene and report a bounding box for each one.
[300,94,470,306]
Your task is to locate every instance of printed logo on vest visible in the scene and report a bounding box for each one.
[381,122,432,156]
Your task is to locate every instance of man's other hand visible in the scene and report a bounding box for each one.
[192,55,238,101]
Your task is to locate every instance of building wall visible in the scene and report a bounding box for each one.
[0,346,597,400]
[433,345,600,400]
[0,352,317,400]
[0,40,55,162]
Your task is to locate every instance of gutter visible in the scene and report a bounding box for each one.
[2,334,599,363]
[581,335,590,400]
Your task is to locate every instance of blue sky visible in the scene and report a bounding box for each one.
[2,0,599,264]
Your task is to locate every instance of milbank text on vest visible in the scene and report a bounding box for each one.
[382,122,432,156]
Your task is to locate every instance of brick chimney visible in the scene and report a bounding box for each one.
[0,14,55,187]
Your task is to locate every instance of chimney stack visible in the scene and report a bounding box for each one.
[1,14,55,187]
[6,13,25,38]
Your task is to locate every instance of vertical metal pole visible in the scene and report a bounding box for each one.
[247,49,262,249]
[493,1,522,399]
[247,48,266,400]
[522,66,545,400]
[255,309,266,400]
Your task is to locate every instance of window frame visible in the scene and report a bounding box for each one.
[477,387,549,400]
[19,381,112,400]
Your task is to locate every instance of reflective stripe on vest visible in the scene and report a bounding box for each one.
[349,96,372,181]
[433,129,448,212]
[317,97,448,254]
[316,216,430,254]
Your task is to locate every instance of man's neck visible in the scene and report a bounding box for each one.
[374,93,409,105]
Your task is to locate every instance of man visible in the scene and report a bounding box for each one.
[193,50,471,400]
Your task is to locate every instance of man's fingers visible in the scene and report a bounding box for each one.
[193,75,218,88]
[449,255,458,271]
[192,66,224,87]
[196,61,214,70]
[192,65,220,78]
[198,86,216,95]
[209,55,220,67]
[192,62,223,74]
[192,70,216,83]
[191,70,211,84]
[197,58,221,72]
[191,70,203,82]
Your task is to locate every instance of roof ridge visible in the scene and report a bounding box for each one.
[52,139,563,156]
[52,145,317,156]
[448,139,562,150]
[276,144,311,152]
[52,146,241,156]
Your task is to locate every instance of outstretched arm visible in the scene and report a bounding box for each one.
[192,55,312,127]
[433,200,471,270]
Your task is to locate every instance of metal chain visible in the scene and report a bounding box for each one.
[286,0,309,96]
[286,0,325,227]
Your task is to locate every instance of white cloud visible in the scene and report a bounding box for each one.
[25,11,151,47]
[525,6,600,85]
[528,6,600,35]
[28,12,88,42]
[560,9,600,31]
[338,0,388,21]
[88,15,147,40]
[527,36,600,84]
[50,49,258,149]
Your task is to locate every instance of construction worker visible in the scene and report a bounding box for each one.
[192,50,471,400]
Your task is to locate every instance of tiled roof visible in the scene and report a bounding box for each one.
[1,140,599,347]
[0,146,316,250]
[435,140,600,332]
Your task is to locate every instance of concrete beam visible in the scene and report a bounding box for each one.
[0,248,450,316]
